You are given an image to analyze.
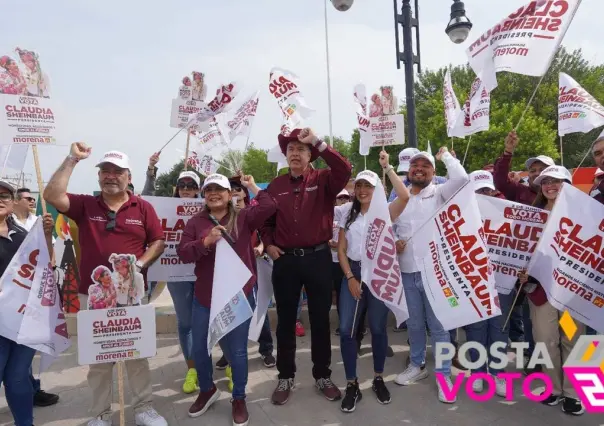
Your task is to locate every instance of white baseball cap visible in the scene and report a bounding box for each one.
[0,180,15,196]
[409,151,436,169]
[525,155,555,170]
[397,148,420,173]
[354,170,379,187]
[336,189,351,198]
[177,171,201,187]
[201,174,231,191]
[469,170,495,191]
[96,151,130,170]
[533,165,572,186]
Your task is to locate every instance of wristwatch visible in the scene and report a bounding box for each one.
[135,260,144,272]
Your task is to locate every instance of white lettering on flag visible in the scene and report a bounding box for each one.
[269,67,315,130]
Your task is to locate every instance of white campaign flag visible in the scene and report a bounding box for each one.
[444,70,461,137]
[466,0,581,86]
[414,183,501,329]
[187,152,219,177]
[249,257,274,342]
[207,239,254,353]
[195,114,231,152]
[269,67,314,129]
[558,72,604,136]
[188,82,240,132]
[478,195,549,295]
[360,179,409,326]
[450,69,493,138]
[225,90,260,141]
[267,144,288,171]
[353,83,367,115]
[527,184,604,332]
[0,144,29,171]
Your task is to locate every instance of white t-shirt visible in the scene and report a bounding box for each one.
[331,203,350,263]
[12,213,37,231]
[337,203,365,262]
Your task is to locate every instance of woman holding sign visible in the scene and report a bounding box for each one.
[336,151,411,413]
[177,173,276,426]
[518,165,586,416]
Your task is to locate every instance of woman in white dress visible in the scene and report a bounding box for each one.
[191,71,207,102]
[15,48,50,98]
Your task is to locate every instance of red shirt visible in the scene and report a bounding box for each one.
[62,193,164,294]
[260,145,352,249]
[177,190,277,307]
[493,153,537,206]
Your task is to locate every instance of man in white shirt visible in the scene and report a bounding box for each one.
[392,147,469,403]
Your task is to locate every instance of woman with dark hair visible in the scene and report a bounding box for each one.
[0,56,26,95]
[517,165,585,416]
[337,151,410,413]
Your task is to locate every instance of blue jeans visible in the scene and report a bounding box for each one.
[464,292,514,376]
[192,293,255,400]
[167,281,195,361]
[402,272,451,375]
[296,289,303,320]
[0,336,36,426]
[29,366,40,393]
[339,261,389,380]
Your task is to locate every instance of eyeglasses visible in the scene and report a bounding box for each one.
[0,193,13,202]
[106,211,116,231]
[177,182,199,190]
[24,197,35,202]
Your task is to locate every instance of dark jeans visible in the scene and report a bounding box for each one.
[333,261,366,342]
[258,315,274,355]
[273,249,333,380]
[0,336,36,426]
[29,367,40,393]
[339,261,389,380]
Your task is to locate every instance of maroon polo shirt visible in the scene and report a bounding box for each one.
[61,193,164,294]
[260,144,352,249]
[493,153,537,206]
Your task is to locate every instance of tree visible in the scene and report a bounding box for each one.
[242,145,278,183]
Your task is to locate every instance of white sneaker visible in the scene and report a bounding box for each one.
[494,376,507,397]
[437,376,457,404]
[135,408,168,426]
[395,364,429,386]
[472,378,484,393]
[88,419,111,426]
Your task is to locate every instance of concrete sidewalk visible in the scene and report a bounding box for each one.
[1,329,601,426]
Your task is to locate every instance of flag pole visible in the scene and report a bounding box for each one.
[515,73,547,131]
[31,145,47,214]
[462,136,472,167]
[572,146,592,178]
[559,136,564,166]
[324,0,334,147]
[183,131,192,171]
[159,126,187,153]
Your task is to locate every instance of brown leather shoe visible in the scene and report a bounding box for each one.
[232,399,249,426]
[316,377,342,401]
[188,385,220,418]
[271,378,294,405]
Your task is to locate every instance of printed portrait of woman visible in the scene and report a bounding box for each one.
[15,48,50,98]
[191,71,207,102]
[88,265,118,310]
[109,253,145,307]
[369,93,383,118]
[179,76,193,100]
[0,55,27,95]
[380,85,397,116]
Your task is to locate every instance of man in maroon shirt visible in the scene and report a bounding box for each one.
[493,131,555,205]
[43,143,167,426]
[261,128,352,405]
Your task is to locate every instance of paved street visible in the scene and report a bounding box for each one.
[1,327,602,426]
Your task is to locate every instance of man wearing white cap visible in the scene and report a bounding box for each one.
[392,146,468,403]
[469,170,505,199]
[388,148,447,202]
[44,143,168,426]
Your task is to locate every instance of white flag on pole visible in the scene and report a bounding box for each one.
[466,0,581,87]
[225,91,260,141]
[443,70,461,137]
[558,72,604,136]
[269,67,315,129]
[248,257,274,342]
[267,144,288,171]
[449,70,492,138]
[207,240,253,353]
[188,82,240,131]
[360,176,409,326]
[0,144,29,172]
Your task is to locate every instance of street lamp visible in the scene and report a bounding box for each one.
[394,0,472,148]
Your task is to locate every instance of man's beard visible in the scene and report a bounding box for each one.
[409,177,430,189]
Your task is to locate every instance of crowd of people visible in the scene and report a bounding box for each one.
[0,127,602,426]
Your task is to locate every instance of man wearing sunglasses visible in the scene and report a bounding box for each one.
[43,143,167,426]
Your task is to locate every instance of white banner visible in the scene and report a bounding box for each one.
[414,183,501,329]
[208,239,253,353]
[249,257,274,342]
[225,90,259,141]
[558,72,604,136]
[77,305,157,365]
[478,195,549,295]
[449,71,492,138]
[188,82,240,132]
[187,153,219,177]
[267,144,288,171]
[195,114,230,153]
[360,114,405,151]
[0,94,60,145]
[269,67,314,129]
[170,98,206,129]
[353,83,367,114]
[527,184,604,332]
[444,69,461,137]
[0,143,29,171]
[466,0,581,83]
[143,197,203,282]
[361,178,409,326]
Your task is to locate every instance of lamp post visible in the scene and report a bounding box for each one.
[394,0,472,148]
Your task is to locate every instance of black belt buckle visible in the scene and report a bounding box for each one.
[293,248,305,257]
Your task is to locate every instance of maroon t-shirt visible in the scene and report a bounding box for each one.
[61,193,164,294]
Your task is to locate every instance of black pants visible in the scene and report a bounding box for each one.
[333,262,365,342]
[273,249,333,380]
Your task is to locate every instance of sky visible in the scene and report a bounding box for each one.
[1,0,602,193]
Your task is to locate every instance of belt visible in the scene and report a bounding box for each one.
[283,243,329,257]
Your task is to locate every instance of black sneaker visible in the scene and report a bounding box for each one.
[261,353,276,368]
[341,381,362,413]
[33,390,59,407]
[561,397,585,416]
[361,327,368,336]
[541,392,562,406]
[215,355,228,370]
[523,362,542,376]
[386,346,394,358]
[335,328,340,336]
[372,376,391,404]
[393,323,407,332]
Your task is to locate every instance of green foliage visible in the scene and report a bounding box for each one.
[154,160,185,196]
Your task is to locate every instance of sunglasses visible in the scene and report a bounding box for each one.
[106,211,117,231]
[0,193,13,202]
[337,196,350,201]
[177,182,199,190]
[24,196,35,202]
